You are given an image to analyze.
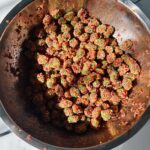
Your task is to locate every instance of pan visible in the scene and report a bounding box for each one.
[0,0,150,149]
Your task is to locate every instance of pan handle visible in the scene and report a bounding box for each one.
[120,0,150,33]
[0,103,11,137]
[0,130,11,137]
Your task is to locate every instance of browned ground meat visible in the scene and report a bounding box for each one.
[121,39,133,50]
[24,8,140,134]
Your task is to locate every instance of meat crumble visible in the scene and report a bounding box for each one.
[24,8,141,134]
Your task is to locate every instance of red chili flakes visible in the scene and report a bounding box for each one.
[26,134,32,141]
[43,146,47,150]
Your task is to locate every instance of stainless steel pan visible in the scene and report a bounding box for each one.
[0,0,150,149]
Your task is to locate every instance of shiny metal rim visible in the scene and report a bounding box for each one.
[0,0,150,150]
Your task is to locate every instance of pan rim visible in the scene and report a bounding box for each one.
[0,0,150,150]
[120,0,150,33]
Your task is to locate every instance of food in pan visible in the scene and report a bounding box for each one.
[24,8,140,134]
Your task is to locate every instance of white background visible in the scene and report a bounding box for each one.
[0,0,150,150]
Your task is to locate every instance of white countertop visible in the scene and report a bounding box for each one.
[0,0,150,150]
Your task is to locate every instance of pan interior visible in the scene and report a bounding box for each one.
[0,0,149,148]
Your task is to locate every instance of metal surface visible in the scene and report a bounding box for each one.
[121,0,150,32]
[0,0,150,149]
[131,0,141,4]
